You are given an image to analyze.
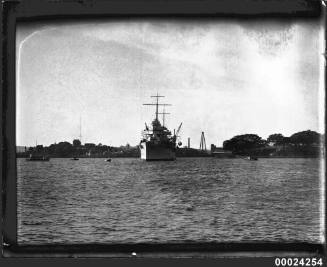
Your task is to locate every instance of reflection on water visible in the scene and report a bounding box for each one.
[17,157,323,244]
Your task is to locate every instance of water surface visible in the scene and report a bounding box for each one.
[17,157,323,244]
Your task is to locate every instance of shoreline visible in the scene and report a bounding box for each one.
[16,155,322,159]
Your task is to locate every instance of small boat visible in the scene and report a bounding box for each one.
[185,204,195,211]
[105,158,112,162]
[71,157,79,160]
[26,154,50,161]
[245,156,258,161]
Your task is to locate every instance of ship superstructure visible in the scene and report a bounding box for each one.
[140,94,182,161]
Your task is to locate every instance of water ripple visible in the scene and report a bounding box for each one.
[17,157,323,244]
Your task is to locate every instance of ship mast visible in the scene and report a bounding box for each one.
[158,106,170,127]
[155,93,160,121]
[143,93,171,124]
[79,115,82,143]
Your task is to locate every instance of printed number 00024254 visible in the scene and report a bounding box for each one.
[275,258,323,267]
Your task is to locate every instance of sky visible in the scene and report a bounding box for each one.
[16,19,325,147]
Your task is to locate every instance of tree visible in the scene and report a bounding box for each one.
[267,133,284,145]
[281,137,291,145]
[73,139,81,147]
[223,134,267,153]
[289,130,320,146]
[55,141,73,156]
[35,145,44,153]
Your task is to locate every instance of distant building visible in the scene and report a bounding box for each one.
[16,146,29,153]
[211,144,234,158]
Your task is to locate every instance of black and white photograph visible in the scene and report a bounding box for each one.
[15,18,325,247]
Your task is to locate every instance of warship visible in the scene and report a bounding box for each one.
[140,94,182,161]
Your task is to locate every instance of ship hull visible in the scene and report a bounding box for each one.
[140,141,176,161]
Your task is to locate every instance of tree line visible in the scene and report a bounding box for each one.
[19,140,139,158]
[17,129,324,158]
[223,130,324,157]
